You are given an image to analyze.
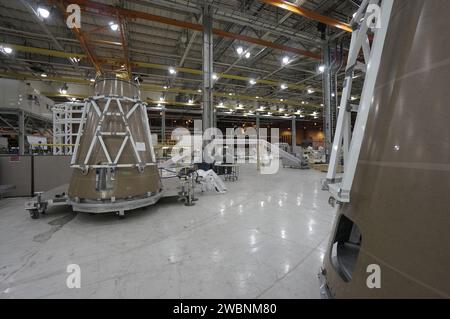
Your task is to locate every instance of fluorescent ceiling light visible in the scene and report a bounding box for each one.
[109,22,119,31]
[2,47,13,54]
[37,7,50,19]
[318,65,325,73]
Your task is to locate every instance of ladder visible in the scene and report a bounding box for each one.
[324,0,394,203]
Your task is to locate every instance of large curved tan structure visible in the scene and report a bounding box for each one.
[68,78,162,214]
[321,0,450,298]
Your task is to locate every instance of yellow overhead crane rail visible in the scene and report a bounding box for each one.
[0,71,322,111]
[3,43,322,93]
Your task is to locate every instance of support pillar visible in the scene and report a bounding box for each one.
[18,111,25,155]
[323,41,333,162]
[202,3,214,133]
[161,108,166,144]
[291,116,297,153]
[256,112,260,171]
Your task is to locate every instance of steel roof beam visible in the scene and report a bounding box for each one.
[260,0,353,33]
[53,0,320,60]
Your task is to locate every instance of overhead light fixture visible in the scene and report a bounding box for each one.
[318,65,326,73]
[236,46,244,55]
[237,104,244,109]
[351,96,357,100]
[168,67,177,75]
[320,103,324,107]
[282,56,290,65]
[163,86,168,90]
[188,99,194,104]
[307,89,315,94]
[1,46,13,55]
[37,7,50,19]
[228,93,233,96]
[279,108,285,112]
[301,101,305,105]
[255,96,259,99]
[90,78,95,83]
[280,99,284,102]
[212,73,219,80]
[280,84,288,90]
[245,52,251,59]
[331,93,336,97]
[109,22,119,31]
[41,73,48,78]
[70,57,80,63]
[249,79,256,85]
[159,96,165,102]
[59,83,68,95]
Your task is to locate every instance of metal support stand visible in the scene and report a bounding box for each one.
[178,169,197,207]
[324,0,394,203]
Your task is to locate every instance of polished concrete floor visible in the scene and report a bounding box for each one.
[0,165,336,299]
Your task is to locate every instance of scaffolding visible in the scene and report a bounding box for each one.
[52,102,85,155]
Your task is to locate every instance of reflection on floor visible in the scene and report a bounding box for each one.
[0,164,336,299]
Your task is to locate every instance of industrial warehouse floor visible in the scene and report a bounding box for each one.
[0,165,336,299]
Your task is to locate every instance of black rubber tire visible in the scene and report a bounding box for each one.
[30,210,40,219]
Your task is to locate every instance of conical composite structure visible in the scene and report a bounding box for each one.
[321,0,450,298]
[68,78,162,213]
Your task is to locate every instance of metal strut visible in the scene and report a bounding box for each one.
[71,96,155,171]
[324,0,394,203]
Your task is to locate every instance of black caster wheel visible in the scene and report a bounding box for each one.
[30,209,40,219]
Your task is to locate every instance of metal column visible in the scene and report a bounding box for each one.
[256,112,260,171]
[161,108,166,144]
[291,116,297,153]
[202,3,214,133]
[18,111,25,155]
[323,41,333,163]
